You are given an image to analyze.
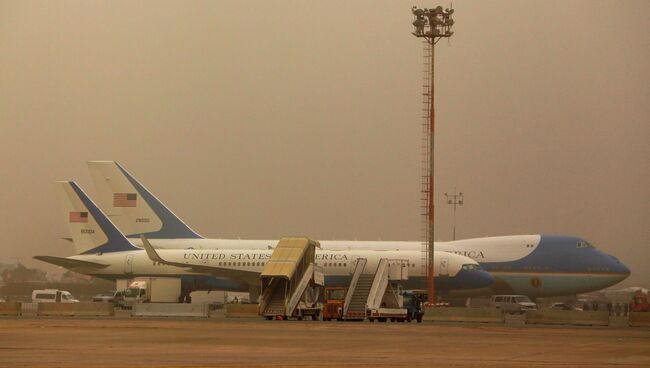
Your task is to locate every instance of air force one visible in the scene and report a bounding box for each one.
[82,161,630,298]
[35,182,494,301]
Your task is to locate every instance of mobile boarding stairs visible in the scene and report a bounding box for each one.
[343,258,409,321]
[259,237,324,320]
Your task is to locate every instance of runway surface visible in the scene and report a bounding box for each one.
[0,317,648,367]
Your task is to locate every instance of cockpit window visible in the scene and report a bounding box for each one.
[462,264,481,271]
[577,241,594,249]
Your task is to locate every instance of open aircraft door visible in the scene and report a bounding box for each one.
[349,256,361,274]
[439,257,449,277]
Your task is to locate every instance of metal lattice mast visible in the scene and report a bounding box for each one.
[411,5,454,305]
[419,39,433,302]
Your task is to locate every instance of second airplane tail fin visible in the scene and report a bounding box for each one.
[58,181,140,254]
[87,161,203,239]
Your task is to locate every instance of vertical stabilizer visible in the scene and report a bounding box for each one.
[58,181,139,254]
[87,161,203,239]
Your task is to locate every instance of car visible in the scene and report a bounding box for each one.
[92,292,117,303]
[549,302,582,311]
[93,291,125,307]
[491,295,537,314]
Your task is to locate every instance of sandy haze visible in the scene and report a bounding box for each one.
[0,1,648,287]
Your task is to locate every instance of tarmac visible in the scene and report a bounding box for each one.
[0,316,648,368]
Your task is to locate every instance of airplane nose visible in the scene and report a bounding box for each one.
[451,268,495,289]
[475,269,496,288]
[612,257,631,277]
[617,261,632,278]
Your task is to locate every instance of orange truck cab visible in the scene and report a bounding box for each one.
[323,287,346,321]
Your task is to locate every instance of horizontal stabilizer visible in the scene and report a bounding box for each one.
[33,256,110,269]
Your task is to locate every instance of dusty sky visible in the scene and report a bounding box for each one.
[0,1,648,287]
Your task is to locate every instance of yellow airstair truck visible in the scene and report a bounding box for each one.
[259,237,324,320]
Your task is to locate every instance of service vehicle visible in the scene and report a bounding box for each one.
[491,295,537,314]
[31,289,79,303]
[402,291,425,322]
[122,277,182,308]
[323,287,346,321]
[122,280,149,308]
[367,306,408,322]
[631,289,649,312]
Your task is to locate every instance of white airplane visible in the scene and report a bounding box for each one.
[85,161,631,299]
[35,182,494,301]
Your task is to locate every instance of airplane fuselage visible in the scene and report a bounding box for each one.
[65,248,493,293]
[126,234,630,298]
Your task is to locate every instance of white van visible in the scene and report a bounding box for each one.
[491,295,537,314]
[31,289,79,303]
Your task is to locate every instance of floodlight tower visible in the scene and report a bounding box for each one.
[411,5,454,305]
[444,189,464,240]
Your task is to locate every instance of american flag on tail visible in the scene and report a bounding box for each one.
[69,212,88,223]
[113,193,137,207]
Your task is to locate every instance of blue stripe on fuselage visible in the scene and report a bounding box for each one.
[480,235,629,275]
[477,235,630,296]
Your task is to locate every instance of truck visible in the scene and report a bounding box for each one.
[121,277,182,309]
[367,307,408,322]
[402,291,425,323]
[631,289,649,312]
[323,287,346,321]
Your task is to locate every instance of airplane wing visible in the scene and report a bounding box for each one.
[33,256,110,269]
[140,235,260,285]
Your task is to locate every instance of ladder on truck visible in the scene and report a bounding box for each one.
[259,237,324,320]
[343,258,409,321]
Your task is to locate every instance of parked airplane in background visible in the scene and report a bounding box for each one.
[84,161,631,299]
[36,181,494,301]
